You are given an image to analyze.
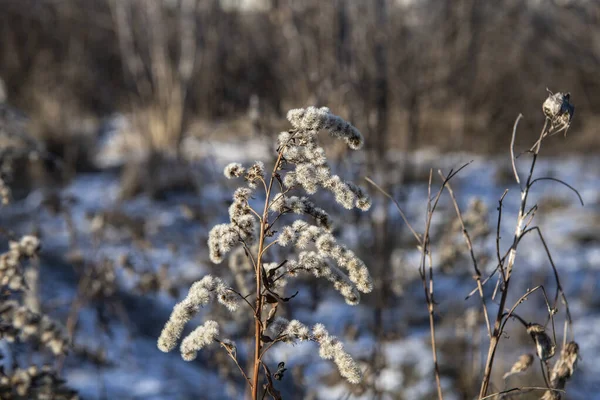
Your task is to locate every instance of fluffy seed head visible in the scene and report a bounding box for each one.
[180,320,219,361]
[224,163,245,179]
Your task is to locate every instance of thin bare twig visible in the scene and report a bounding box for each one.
[412,163,471,400]
[480,387,564,400]
[519,226,573,346]
[528,177,584,206]
[364,176,421,245]
[510,114,523,187]
[441,175,491,337]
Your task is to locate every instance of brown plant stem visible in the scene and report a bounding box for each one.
[251,151,284,400]
[478,118,550,398]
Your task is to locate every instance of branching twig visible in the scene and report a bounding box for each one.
[479,117,551,398]
[441,175,491,337]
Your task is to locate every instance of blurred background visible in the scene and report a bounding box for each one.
[0,0,599,399]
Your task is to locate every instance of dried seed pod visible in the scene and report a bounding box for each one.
[549,341,579,389]
[503,353,534,379]
[527,323,555,361]
[540,390,562,400]
[542,91,574,135]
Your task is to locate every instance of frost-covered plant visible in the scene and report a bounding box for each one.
[158,106,372,399]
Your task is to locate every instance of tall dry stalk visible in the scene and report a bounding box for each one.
[479,91,576,397]
[368,91,579,399]
[158,106,373,399]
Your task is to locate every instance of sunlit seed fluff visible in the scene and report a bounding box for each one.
[282,320,310,343]
[217,288,239,312]
[304,145,327,166]
[282,145,304,164]
[298,251,359,305]
[233,187,253,203]
[295,225,321,249]
[269,193,287,213]
[158,302,199,352]
[287,107,364,150]
[278,131,293,147]
[295,163,319,194]
[282,172,298,188]
[224,163,245,179]
[207,224,238,264]
[315,165,331,183]
[180,320,219,361]
[277,226,296,247]
[158,275,226,352]
[346,182,372,211]
[311,323,362,384]
[286,107,328,131]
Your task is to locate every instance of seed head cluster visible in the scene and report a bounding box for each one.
[0,235,41,291]
[542,91,574,134]
[286,106,364,150]
[208,186,257,264]
[311,323,362,384]
[541,341,579,399]
[278,107,371,210]
[180,320,220,361]
[277,220,372,295]
[161,107,371,387]
[0,365,78,400]
[267,318,361,384]
[0,300,69,355]
[287,251,360,305]
[158,275,237,357]
[270,194,331,230]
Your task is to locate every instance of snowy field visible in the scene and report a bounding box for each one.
[1,136,598,399]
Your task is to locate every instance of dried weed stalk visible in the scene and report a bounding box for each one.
[478,92,578,398]
[158,107,372,399]
[368,91,579,400]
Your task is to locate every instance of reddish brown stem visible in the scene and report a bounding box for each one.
[251,151,284,400]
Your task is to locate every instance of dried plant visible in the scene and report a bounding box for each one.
[503,354,534,379]
[158,106,372,399]
[540,341,579,399]
[0,232,74,399]
[368,91,580,400]
[476,91,578,398]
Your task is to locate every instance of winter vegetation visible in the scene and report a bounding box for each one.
[0,0,599,399]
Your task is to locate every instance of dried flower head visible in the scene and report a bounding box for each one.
[527,323,556,361]
[224,163,245,179]
[543,90,574,135]
[245,161,265,188]
[157,275,236,354]
[0,364,78,399]
[311,323,362,384]
[548,341,579,390]
[503,353,534,379]
[286,106,364,150]
[0,301,69,355]
[180,320,220,361]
